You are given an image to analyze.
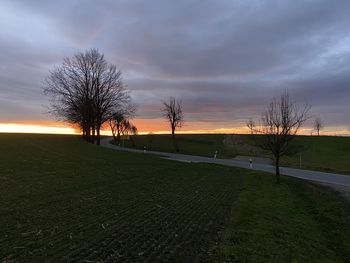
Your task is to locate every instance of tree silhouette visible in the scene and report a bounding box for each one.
[314,117,324,136]
[161,97,184,152]
[44,49,132,145]
[255,91,311,183]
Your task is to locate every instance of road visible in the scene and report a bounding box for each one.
[101,137,350,188]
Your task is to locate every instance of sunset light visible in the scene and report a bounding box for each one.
[1,1,350,261]
[0,123,76,135]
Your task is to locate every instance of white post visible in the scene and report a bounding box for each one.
[214,150,218,159]
[249,157,253,169]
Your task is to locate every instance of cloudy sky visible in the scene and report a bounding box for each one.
[0,0,349,134]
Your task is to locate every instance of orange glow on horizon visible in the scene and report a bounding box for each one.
[0,122,77,135]
[0,120,349,136]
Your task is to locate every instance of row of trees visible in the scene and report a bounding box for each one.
[44,49,135,145]
[161,92,320,184]
[109,110,138,146]
[162,93,314,184]
[44,49,185,150]
[44,49,322,184]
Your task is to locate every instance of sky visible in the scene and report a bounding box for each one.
[0,0,350,135]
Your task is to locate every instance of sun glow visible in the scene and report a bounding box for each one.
[0,123,77,135]
[0,121,247,135]
[0,121,348,136]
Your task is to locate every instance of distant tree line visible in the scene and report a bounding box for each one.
[44,49,135,145]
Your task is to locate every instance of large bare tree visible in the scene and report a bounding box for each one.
[255,92,311,183]
[43,49,132,145]
[314,117,324,136]
[161,97,184,152]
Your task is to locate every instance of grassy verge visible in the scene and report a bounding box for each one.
[210,171,350,262]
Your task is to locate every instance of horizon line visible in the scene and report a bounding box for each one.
[0,122,349,137]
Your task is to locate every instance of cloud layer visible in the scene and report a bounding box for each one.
[1,0,349,132]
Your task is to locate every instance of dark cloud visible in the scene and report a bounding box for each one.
[0,0,349,132]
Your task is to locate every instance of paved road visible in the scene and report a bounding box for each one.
[101,137,350,187]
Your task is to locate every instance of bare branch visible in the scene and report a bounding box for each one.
[246,119,256,134]
[314,117,324,136]
[43,48,134,145]
[254,91,311,183]
[161,97,184,152]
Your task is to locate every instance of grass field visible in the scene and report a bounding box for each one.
[210,173,350,262]
[281,136,350,174]
[121,134,238,158]
[1,134,350,262]
[122,134,350,174]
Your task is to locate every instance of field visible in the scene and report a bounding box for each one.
[123,134,350,174]
[1,134,350,262]
[121,134,237,158]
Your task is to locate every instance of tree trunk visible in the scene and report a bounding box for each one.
[96,127,100,146]
[112,131,117,145]
[82,130,86,140]
[172,129,179,152]
[275,156,280,184]
[86,127,91,143]
[109,121,117,145]
[91,127,95,144]
[117,132,121,146]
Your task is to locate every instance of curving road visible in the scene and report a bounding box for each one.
[101,137,350,188]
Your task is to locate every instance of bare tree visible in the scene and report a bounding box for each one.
[109,112,125,145]
[43,49,132,145]
[128,125,138,148]
[246,119,255,134]
[255,92,311,183]
[109,108,136,146]
[161,97,184,152]
[314,117,324,136]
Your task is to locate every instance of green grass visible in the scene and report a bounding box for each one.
[122,134,238,158]
[1,133,350,262]
[0,133,243,262]
[123,134,350,174]
[210,172,350,262]
[280,136,350,174]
